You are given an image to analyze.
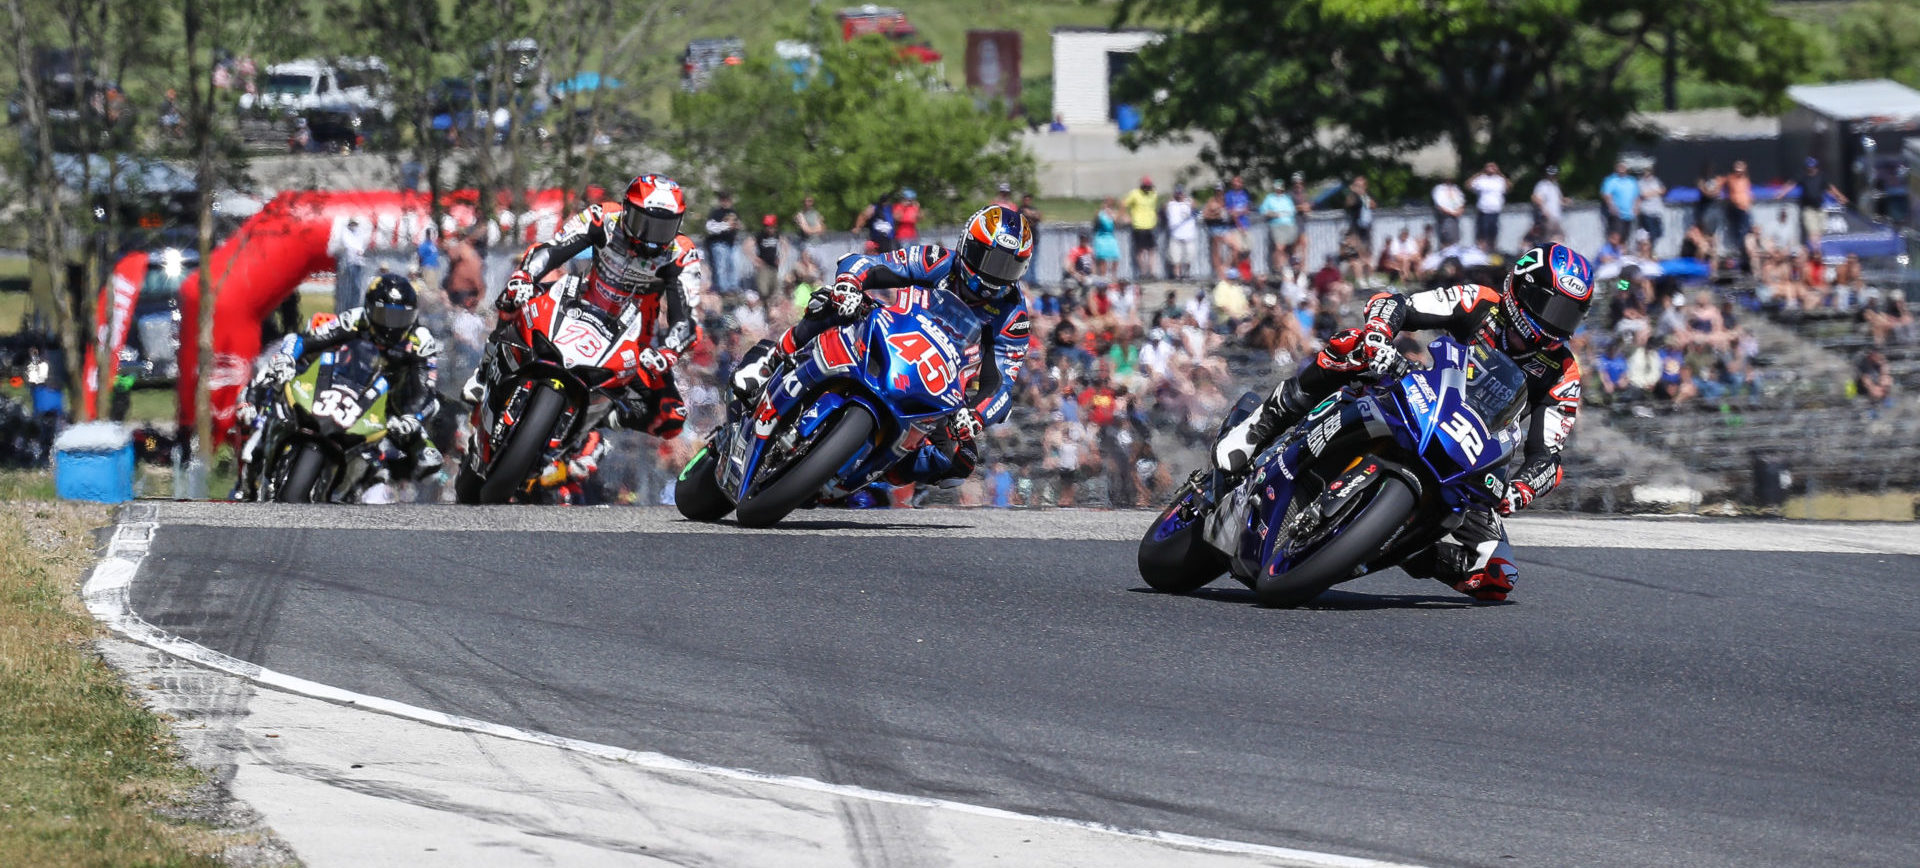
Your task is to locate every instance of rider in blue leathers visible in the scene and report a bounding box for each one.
[730,204,1036,486]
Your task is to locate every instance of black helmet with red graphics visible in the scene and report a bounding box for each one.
[619,174,687,253]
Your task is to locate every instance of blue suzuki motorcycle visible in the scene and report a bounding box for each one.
[676,287,981,528]
[1138,335,1530,606]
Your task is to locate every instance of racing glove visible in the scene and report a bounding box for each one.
[1499,480,1535,516]
[496,270,537,314]
[253,356,295,388]
[235,402,260,428]
[826,277,869,319]
[948,407,984,441]
[385,414,421,439]
[634,347,675,390]
[1318,321,1407,380]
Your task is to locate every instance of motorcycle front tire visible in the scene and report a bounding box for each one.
[1255,476,1416,607]
[275,443,328,504]
[1137,479,1228,593]
[476,384,569,505]
[733,406,874,529]
[673,440,734,521]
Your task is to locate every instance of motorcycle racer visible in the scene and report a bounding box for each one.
[1212,243,1595,602]
[467,174,703,439]
[728,203,1035,486]
[234,274,442,499]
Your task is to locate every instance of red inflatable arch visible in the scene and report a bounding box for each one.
[156,189,580,445]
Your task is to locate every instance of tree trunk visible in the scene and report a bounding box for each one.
[6,0,81,411]
[184,0,218,466]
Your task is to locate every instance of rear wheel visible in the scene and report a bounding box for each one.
[673,441,734,521]
[1137,475,1229,593]
[476,385,568,505]
[734,406,874,529]
[274,444,328,503]
[1255,476,1416,607]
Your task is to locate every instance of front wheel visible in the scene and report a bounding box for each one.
[476,384,569,505]
[274,443,328,503]
[1255,476,1416,607]
[1137,474,1228,593]
[673,441,734,521]
[734,406,874,528]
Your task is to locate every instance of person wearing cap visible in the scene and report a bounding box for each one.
[328,215,374,313]
[753,214,784,298]
[1531,165,1564,241]
[1121,176,1161,279]
[993,182,1016,208]
[1259,177,1298,273]
[1789,157,1848,252]
[894,188,922,245]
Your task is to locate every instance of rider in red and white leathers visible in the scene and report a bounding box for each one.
[1213,243,1596,601]
[469,174,702,438]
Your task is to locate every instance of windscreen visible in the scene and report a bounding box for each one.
[1464,344,1527,431]
[918,288,985,353]
[264,73,314,96]
[323,340,385,392]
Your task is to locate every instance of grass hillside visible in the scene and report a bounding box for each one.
[671,0,1121,84]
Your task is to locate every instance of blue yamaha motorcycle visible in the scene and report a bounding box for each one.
[676,287,981,528]
[1138,336,1530,606]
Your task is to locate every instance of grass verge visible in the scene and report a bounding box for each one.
[0,501,225,867]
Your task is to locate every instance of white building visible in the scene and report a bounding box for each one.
[1050,27,1161,130]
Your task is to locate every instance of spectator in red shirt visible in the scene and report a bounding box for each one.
[893,189,921,244]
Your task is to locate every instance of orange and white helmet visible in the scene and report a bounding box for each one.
[954,204,1033,302]
[619,174,687,252]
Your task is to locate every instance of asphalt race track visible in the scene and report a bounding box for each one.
[126,504,1920,867]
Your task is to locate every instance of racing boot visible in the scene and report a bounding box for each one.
[460,370,485,405]
[730,339,786,404]
[1213,377,1316,474]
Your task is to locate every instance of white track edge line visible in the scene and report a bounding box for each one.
[83,508,1424,868]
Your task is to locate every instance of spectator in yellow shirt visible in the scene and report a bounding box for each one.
[1121,176,1161,279]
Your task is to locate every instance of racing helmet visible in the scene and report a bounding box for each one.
[1500,243,1593,349]
[619,174,687,252]
[363,274,419,348]
[953,204,1034,303]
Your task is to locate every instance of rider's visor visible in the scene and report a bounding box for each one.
[965,241,1027,287]
[1526,292,1585,341]
[624,208,681,247]
[366,302,415,333]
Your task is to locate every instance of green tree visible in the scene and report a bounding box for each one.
[1828,0,1920,89]
[1111,0,1815,190]
[666,34,1034,230]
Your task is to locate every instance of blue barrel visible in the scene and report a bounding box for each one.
[53,423,136,503]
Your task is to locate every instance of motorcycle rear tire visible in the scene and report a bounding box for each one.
[673,441,735,521]
[1137,483,1228,593]
[275,444,327,504]
[477,385,568,505]
[734,406,874,529]
[1255,476,1416,607]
